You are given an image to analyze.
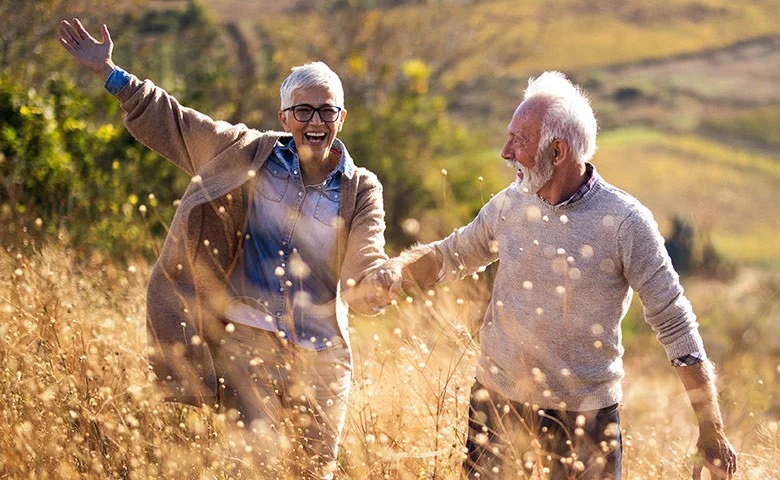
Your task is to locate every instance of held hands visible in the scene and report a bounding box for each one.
[59,18,115,81]
[368,260,413,307]
[692,424,737,479]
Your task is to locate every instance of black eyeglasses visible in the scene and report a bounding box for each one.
[283,104,343,123]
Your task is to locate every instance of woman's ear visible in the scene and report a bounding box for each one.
[278,110,292,132]
[336,108,347,133]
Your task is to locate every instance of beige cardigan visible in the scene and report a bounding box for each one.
[114,75,388,405]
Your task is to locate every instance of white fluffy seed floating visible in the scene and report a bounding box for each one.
[14,268,23,277]
[225,323,235,333]
[247,170,256,178]
[441,168,448,176]
[346,278,356,287]
[191,175,202,184]
[559,214,569,224]
[523,281,533,290]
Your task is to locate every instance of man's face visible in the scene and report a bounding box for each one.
[278,85,347,164]
[500,98,553,194]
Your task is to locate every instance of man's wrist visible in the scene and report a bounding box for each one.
[698,419,725,435]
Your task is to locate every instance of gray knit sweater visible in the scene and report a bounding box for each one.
[432,176,705,411]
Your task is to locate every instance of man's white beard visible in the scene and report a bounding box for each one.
[514,150,554,194]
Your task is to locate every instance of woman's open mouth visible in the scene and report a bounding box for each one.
[304,132,327,145]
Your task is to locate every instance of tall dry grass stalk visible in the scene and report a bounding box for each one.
[1,231,778,479]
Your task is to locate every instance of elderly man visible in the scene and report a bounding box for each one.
[375,72,736,479]
[59,19,388,478]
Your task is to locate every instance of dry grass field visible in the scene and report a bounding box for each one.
[1,222,778,479]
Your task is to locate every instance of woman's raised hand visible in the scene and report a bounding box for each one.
[59,18,115,81]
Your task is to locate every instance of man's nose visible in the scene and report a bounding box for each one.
[500,142,512,160]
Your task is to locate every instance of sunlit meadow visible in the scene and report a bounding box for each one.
[1,206,778,479]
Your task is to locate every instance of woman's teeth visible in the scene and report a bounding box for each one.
[305,132,326,142]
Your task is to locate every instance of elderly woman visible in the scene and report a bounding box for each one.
[59,19,387,478]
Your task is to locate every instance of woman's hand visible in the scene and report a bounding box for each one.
[59,18,115,81]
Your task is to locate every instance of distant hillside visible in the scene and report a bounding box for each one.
[203,0,780,77]
[199,0,780,139]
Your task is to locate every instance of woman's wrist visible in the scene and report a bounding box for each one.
[98,60,116,82]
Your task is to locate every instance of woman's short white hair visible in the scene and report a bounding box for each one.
[524,71,597,164]
[279,61,345,110]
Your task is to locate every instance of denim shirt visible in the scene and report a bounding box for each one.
[226,137,355,350]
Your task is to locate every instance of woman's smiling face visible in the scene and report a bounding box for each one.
[278,85,347,164]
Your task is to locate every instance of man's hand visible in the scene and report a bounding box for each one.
[59,18,115,81]
[692,423,737,479]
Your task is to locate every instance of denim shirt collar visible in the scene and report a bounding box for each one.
[275,137,355,180]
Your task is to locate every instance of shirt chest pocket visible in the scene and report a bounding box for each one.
[313,189,340,227]
[258,162,291,202]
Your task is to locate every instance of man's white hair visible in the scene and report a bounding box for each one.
[279,61,345,110]
[524,71,597,164]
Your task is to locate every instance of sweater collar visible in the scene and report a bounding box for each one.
[537,162,599,208]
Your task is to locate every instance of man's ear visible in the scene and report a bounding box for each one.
[278,110,291,132]
[551,139,569,166]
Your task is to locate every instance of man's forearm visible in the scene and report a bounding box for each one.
[675,360,724,428]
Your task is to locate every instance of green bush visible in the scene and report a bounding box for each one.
[0,74,185,260]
